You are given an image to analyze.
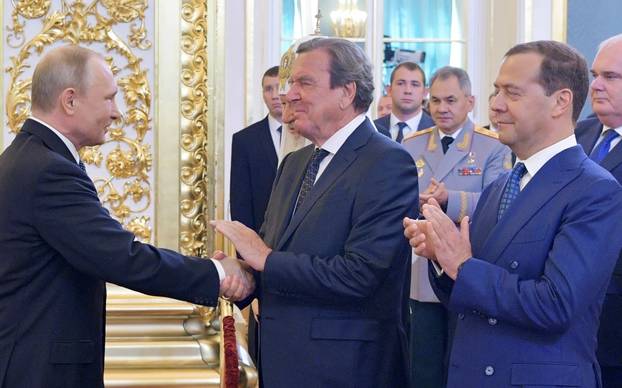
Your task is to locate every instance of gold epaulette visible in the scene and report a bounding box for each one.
[474,126,499,139]
[402,126,434,142]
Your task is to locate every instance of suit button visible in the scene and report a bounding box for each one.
[510,260,519,270]
[488,317,497,326]
[485,366,495,376]
[458,313,465,320]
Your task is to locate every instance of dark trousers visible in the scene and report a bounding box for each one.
[602,366,622,388]
[410,299,448,388]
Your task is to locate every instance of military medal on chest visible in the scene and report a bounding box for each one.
[416,159,425,177]
[457,151,482,176]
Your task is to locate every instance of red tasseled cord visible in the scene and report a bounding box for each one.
[222,315,239,387]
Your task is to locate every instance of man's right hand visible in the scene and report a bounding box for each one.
[403,216,436,260]
[213,252,255,301]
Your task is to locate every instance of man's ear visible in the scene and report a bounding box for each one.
[551,88,572,119]
[60,88,77,115]
[340,81,357,110]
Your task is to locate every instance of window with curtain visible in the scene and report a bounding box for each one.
[382,0,465,91]
[281,0,466,91]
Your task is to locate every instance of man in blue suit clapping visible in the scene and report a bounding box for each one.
[405,40,622,388]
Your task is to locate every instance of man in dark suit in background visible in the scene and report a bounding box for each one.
[213,37,418,387]
[406,40,622,387]
[575,34,622,388]
[230,65,282,363]
[231,65,282,232]
[374,61,434,142]
[0,45,253,388]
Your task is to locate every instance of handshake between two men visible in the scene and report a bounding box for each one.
[217,196,471,300]
[211,220,273,301]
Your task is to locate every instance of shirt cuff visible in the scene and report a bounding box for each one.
[432,260,444,276]
[210,258,225,281]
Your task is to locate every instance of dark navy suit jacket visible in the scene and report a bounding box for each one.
[0,119,220,388]
[576,117,622,369]
[254,118,418,387]
[430,146,622,387]
[373,111,435,140]
[230,116,278,232]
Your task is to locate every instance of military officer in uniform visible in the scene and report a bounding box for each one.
[402,66,510,388]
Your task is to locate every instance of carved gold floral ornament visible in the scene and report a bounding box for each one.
[4,0,153,242]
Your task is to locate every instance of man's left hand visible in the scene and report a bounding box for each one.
[419,178,448,208]
[421,198,472,280]
[210,220,272,271]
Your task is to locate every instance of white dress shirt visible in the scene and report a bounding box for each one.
[592,125,622,153]
[315,114,366,182]
[389,111,423,141]
[267,114,283,157]
[517,134,577,190]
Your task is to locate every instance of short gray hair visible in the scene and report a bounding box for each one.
[429,66,472,96]
[297,37,374,112]
[31,45,100,112]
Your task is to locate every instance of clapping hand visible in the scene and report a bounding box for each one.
[210,220,272,271]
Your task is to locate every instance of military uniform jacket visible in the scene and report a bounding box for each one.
[402,119,511,302]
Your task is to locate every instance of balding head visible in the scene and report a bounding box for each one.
[31,45,101,113]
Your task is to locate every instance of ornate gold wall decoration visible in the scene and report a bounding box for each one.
[179,0,212,256]
[3,0,154,242]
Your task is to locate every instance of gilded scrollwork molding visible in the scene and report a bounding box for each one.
[179,0,211,257]
[3,0,154,242]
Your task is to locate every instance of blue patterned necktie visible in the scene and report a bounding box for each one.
[78,160,86,172]
[295,148,330,212]
[277,125,282,144]
[497,162,527,221]
[590,129,619,164]
[395,122,408,143]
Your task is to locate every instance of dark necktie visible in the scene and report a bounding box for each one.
[590,129,619,164]
[78,160,86,172]
[395,122,408,143]
[295,148,330,212]
[277,125,282,145]
[441,136,454,154]
[497,162,527,221]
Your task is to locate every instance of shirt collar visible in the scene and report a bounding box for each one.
[390,110,423,131]
[601,125,622,137]
[439,126,463,140]
[517,134,577,178]
[267,114,282,133]
[29,116,80,163]
[321,114,366,155]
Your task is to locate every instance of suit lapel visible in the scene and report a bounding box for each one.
[276,119,373,249]
[479,146,584,263]
[417,111,435,131]
[433,120,473,181]
[576,120,602,155]
[601,139,622,171]
[258,116,278,168]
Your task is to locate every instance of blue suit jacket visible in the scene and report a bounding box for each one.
[576,117,622,368]
[256,118,418,387]
[374,111,435,140]
[230,116,278,232]
[430,146,622,387]
[0,119,220,388]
